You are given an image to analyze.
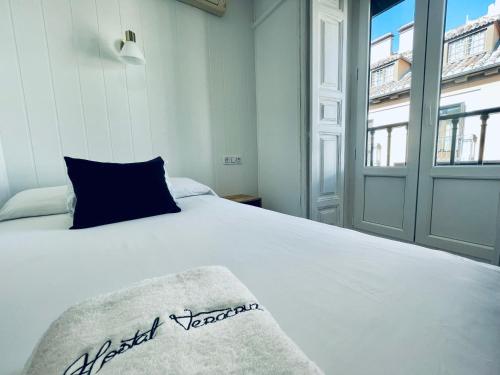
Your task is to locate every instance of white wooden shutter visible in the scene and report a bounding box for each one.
[310,0,347,225]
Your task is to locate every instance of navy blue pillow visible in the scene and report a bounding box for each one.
[65,156,180,229]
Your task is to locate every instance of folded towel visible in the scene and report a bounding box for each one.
[22,266,323,374]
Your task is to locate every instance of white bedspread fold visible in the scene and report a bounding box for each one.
[22,266,323,375]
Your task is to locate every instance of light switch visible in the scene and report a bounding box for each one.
[223,155,242,165]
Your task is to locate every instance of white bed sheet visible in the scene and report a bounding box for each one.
[0,195,499,375]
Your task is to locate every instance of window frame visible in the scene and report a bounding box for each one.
[447,29,486,64]
[435,103,465,165]
[370,62,395,87]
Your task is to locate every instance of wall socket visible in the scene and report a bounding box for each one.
[223,155,242,165]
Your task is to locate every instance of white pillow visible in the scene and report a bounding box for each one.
[164,163,174,199]
[0,186,69,222]
[66,183,76,216]
[170,177,216,199]
[66,178,215,209]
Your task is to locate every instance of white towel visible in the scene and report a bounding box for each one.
[22,266,323,374]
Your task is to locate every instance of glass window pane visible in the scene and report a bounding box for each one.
[456,118,480,163]
[469,31,485,55]
[390,126,408,166]
[373,129,388,167]
[436,121,452,164]
[366,0,414,167]
[483,113,500,163]
[436,0,500,166]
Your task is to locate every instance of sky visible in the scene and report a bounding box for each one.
[371,0,495,51]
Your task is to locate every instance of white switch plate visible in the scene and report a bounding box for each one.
[223,155,242,165]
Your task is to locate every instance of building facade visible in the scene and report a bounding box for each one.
[367,2,500,167]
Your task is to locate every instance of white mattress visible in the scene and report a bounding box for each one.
[1,195,499,375]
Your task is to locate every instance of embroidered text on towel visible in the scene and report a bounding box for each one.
[63,316,163,375]
[169,303,263,331]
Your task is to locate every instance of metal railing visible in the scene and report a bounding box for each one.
[437,106,500,165]
[366,106,500,167]
[366,122,407,167]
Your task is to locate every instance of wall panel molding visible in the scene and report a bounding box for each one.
[319,133,340,196]
[255,0,307,217]
[320,15,343,90]
[318,204,341,225]
[319,98,341,125]
[0,0,258,202]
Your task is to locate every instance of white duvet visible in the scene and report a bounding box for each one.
[1,195,500,375]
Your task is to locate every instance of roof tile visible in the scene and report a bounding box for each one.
[370,17,500,100]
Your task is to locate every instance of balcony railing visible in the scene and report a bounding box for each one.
[436,106,500,166]
[366,122,408,167]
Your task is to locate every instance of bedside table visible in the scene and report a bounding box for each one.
[224,194,262,208]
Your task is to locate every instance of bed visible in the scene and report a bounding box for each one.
[1,193,500,375]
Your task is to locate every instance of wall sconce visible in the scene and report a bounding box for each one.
[120,30,145,65]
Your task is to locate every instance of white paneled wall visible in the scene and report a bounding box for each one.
[0,0,257,201]
[254,0,307,217]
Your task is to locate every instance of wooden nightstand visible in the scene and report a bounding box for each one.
[224,194,262,208]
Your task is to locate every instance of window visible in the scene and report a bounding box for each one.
[436,104,464,164]
[371,63,395,87]
[434,103,498,165]
[447,30,486,63]
[366,122,408,167]
[366,0,412,169]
